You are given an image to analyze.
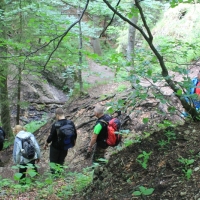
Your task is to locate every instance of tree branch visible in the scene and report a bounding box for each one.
[103,0,199,118]
[99,0,121,38]
[135,0,153,41]
[42,0,89,70]
[102,0,149,41]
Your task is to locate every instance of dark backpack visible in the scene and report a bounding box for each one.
[55,121,76,150]
[0,129,5,143]
[99,118,121,147]
[21,136,35,159]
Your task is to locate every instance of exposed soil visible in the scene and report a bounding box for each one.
[0,64,200,200]
[74,121,200,200]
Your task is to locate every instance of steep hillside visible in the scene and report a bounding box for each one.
[153,3,200,40]
[74,121,200,200]
[1,66,200,199]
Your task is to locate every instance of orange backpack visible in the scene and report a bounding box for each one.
[100,118,121,146]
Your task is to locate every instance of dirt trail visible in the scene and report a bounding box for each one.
[0,62,199,199]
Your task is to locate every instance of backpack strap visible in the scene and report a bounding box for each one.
[98,119,108,125]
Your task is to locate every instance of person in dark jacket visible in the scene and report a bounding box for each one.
[0,126,6,166]
[44,108,77,174]
[86,104,112,163]
[0,126,5,151]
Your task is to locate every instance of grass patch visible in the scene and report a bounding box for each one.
[1,164,93,199]
[24,119,47,133]
[3,138,14,149]
[116,84,128,92]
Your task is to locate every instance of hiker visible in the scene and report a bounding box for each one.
[182,71,200,117]
[190,71,200,109]
[44,108,77,174]
[0,126,6,166]
[13,125,40,180]
[86,104,112,163]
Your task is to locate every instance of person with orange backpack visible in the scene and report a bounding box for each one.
[86,104,121,163]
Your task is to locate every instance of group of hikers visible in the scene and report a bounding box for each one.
[0,71,200,182]
[0,104,115,182]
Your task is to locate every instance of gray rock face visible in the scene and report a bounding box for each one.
[10,73,68,104]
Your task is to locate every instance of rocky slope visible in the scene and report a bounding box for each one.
[1,64,200,199]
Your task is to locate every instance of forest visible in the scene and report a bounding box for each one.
[0,0,200,199]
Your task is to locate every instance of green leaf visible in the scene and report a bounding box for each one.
[176,89,182,96]
[142,163,147,169]
[136,79,140,84]
[147,69,152,76]
[186,159,195,165]
[106,107,114,114]
[133,191,141,196]
[185,169,192,180]
[124,139,134,147]
[139,186,146,193]
[143,118,149,124]
[27,170,37,177]
[25,177,32,184]
[11,165,20,169]
[14,173,23,181]
[143,188,154,195]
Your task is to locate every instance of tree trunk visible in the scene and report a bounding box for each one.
[126,3,138,89]
[78,9,83,94]
[103,0,199,119]
[91,16,102,55]
[0,1,12,137]
[0,74,12,136]
[127,9,138,63]
[91,38,102,56]
[16,0,23,124]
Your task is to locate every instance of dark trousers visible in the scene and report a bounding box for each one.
[19,159,37,180]
[93,145,106,164]
[0,142,3,151]
[50,145,68,174]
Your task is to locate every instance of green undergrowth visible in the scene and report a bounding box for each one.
[0,164,93,199]
[3,139,14,150]
[3,119,47,150]
[24,119,47,133]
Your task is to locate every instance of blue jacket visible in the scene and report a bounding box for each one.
[190,77,199,94]
[13,131,41,164]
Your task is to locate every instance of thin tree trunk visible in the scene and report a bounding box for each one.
[103,0,199,119]
[16,67,22,124]
[0,74,12,136]
[78,9,83,94]
[126,3,138,89]
[16,0,23,124]
[0,1,12,136]
[127,15,138,63]
[91,16,102,55]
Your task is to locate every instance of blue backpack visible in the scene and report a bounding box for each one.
[55,120,76,150]
[0,128,5,144]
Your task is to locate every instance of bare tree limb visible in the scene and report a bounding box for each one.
[42,0,89,70]
[103,0,198,119]
[102,0,149,41]
[135,0,153,41]
[99,0,121,38]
